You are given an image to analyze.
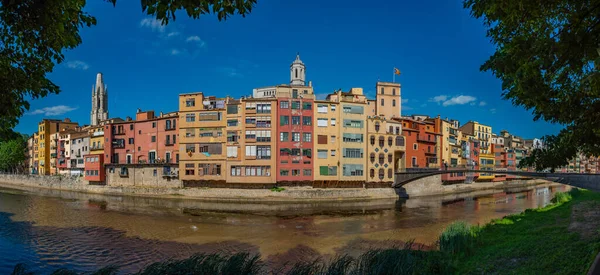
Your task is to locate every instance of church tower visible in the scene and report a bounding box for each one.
[290,53,306,86]
[90,72,109,125]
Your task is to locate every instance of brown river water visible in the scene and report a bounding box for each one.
[0,183,569,273]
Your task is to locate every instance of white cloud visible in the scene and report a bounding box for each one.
[186,35,206,48]
[65,60,89,70]
[170,49,181,55]
[27,105,77,116]
[140,18,165,32]
[167,31,180,37]
[442,95,477,106]
[479,101,487,106]
[217,67,242,77]
[489,108,497,114]
[429,95,448,104]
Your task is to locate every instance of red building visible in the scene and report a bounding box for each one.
[104,110,179,165]
[276,98,314,183]
[398,116,441,169]
[492,143,507,182]
[57,139,67,171]
[84,154,105,183]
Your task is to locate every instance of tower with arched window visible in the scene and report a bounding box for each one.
[290,53,306,86]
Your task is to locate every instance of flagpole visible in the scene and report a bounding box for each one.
[393,68,395,83]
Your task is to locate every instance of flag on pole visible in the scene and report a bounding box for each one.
[394,68,401,75]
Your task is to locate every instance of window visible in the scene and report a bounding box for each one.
[128,138,134,144]
[256,116,271,128]
[370,136,375,145]
[392,99,396,106]
[344,148,363,158]
[319,166,338,176]
[291,101,300,109]
[227,146,238,158]
[280,132,289,142]
[342,105,364,114]
[280,101,289,109]
[370,169,375,178]
[256,130,271,142]
[257,103,271,114]
[343,164,364,176]
[379,136,385,147]
[379,169,385,180]
[302,149,311,157]
[227,131,239,142]
[186,114,196,122]
[186,129,195,137]
[130,124,134,130]
[245,130,256,140]
[331,150,336,156]
[186,144,195,153]
[292,132,301,142]
[317,118,328,127]
[318,150,328,159]
[302,102,312,110]
[224,119,237,127]
[330,119,336,126]
[280,170,289,176]
[152,122,156,128]
[292,169,300,176]
[388,137,393,146]
[380,87,384,94]
[370,153,375,163]
[412,157,417,167]
[151,136,156,142]
[303,116,312,126]
[231,166,242,176]
[257,146,271,160]
[153,169,157,177]
[186,98,195,107]
[303,169,312,176]
[379,153,385,164]
[413,144,418,150]
[280,116,289,126]
[392,88,396,95]
[381,98,384,106]
[388,154,393,163]
[331,105,336,112]
[375,122,380,132]
[303,133,311,142]
[317,105,328,113]
[317,135,327,144]
[245,145,257,157]
[227,105,238,114]
[343,133,363,143]
[292,116,301,125]
[291,148,301,156]
[343,120,363,128]
[246,117,256,124]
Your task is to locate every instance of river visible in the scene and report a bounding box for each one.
[0,183,569,274]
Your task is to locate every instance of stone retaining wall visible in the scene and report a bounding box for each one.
[0,174,553,202]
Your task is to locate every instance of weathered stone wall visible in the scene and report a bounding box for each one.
[402,175,552,197]
[106,166,181,188]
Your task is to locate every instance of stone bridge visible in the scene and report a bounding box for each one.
[395,169,600,192]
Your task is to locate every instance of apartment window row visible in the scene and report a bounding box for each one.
[245,130,272,142]
[317,149,336,159]
[343,164,364,176]
[319,166,338,176]
[198,164,221,176]
[185,143,222,154]
[317,118,336,127]
[280,115,312,126]
[85,156,100,163]
[342,105,364,114]
[279,148,311,157]
[343,119,363,128]
[343,148,363,158]
[279,132,311,142]
[230,166,271,177]
[85,170,99,176]
[317,104,337,113]
[342,133,363,143]
[280,169,312,176]
[280,100,312,110]
[245,145,271,159]
[317,135,336,144]
[369,153,393,164]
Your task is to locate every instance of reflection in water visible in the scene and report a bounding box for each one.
[0,183,569,274]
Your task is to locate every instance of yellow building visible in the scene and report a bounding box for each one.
[375,82,401,119]
[179,92,230,184]
[32,132,39,174]
[478,153,495,181]
[37,118,78,175]
[49,132,60,175]
[89,125,105,155]
[459,121,492,154]
[366,117,405,184]
[314,100,341,182]
[327,88,367,182]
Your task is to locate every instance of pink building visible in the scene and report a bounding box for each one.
[276,98,314,183]
[104,110,179,165]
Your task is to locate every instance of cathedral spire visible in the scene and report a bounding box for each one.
[90,72,109,125]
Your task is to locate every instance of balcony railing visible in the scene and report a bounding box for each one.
[417,137,437,143]
[165,140,175,146]
[165,126,176,131]
[90,146,104,150]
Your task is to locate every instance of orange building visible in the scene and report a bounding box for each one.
[398,115,441,169]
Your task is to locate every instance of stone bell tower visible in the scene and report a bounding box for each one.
[90,72,109,125]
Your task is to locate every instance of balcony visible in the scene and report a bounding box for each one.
[165,126,176,131]
[425,151,437,156]
[91,145,104,151]
[417,137,437,144]
[113,131,126,136]
[165,140,175,146]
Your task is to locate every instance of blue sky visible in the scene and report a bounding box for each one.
[15,0,563,139]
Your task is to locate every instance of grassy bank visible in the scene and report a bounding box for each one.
[12,189,600,274]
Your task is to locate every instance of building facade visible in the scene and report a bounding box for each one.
[400,116,440,169]
[69,132,90,176]
[366,117,405,185]
[37,118,79,175]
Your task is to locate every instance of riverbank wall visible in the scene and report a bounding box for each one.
[0,174,555,202]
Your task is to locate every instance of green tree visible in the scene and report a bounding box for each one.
[0,0,257,141]
[464,0,600,171]
[0,134,27,173]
